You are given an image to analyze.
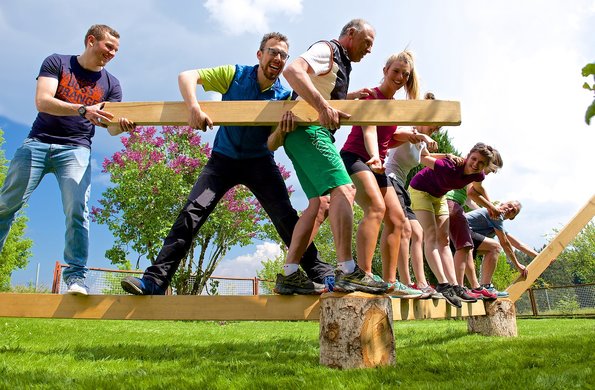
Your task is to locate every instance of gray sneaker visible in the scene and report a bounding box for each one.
[334,266,388,294]
[274,269,327,295]
[66,278,89,296]
[391,281,424,298]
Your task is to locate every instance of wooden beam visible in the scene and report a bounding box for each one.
[506,195,595,302]
[0,293,485,321]
[102,100,461,135]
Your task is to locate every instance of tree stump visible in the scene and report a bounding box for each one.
[467,299,518,337]
[319,292,395,369]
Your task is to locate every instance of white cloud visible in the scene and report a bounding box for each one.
[203,0,302,35]
[214,241,282,278]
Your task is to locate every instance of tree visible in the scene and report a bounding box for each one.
[538,222,595,286]
[0,128,33,291]
[582,63,595,125]
[92,126,290,295]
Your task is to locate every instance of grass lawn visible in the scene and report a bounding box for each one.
[0,317,593,389]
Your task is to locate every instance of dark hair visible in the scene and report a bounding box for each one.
[339,19,374,38]
[85,24,120,46]
[259,32,289,51]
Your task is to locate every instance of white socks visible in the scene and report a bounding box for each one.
[337,259,356,274]
[283,263,299,276]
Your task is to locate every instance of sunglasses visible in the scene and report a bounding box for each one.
[266,47,289,60]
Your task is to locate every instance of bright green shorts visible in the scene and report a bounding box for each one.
[409,187,449,216]
[284,125,352,199]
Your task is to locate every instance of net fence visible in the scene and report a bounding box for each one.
[53,263,595,317]
[53,263,273,296]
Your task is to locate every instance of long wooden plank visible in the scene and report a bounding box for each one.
[0,293,485,321]
[506,195,595,302]
[102,100,461,135]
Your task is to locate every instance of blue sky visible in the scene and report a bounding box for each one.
[1,0,594,288]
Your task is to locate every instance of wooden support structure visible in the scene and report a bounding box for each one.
[0,292,485,321]
[467,299,518,337]
[102,99,461,135]
[505,195,595,302]
[320,292,395,369]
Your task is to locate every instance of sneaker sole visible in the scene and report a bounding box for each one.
[273,286,326,295]
[390,292,424,299]
[441,295,463,309]
[66,288,88,296]
[335,282,387,295]
[121,280,144,295]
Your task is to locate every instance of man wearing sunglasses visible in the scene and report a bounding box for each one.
[121,32,334,295]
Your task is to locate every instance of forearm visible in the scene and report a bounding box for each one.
[507,234,539,258]
[267,128,286,151]
[363,127,380,159]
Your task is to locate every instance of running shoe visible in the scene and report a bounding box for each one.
[482,283,510,298]
[471,286,497,300]
[335,266,389,294]
[453,285,478,303]
[435,284,462,308]
[274,269,327,295]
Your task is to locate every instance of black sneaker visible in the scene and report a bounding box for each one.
[436,284,462,308]
[273,269,327,295]
[334,265,389,294]
[121,276,166,295]
[453,285,478,303]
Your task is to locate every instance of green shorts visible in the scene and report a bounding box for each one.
[409,187,449,216]
[284,125,352,199]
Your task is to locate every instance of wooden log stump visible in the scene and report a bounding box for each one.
[467,299,518,337]
[319,292,395,369]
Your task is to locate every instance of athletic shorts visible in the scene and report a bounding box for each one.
[284,125,352,199]
[471,231,487,259]
[388,175,417,220]
[340,150,389,188]
[409,187,449,216]
[447,199,473,250]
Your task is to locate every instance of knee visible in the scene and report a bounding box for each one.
[331,184,356,203]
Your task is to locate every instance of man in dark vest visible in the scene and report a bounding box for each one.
[269,19,388,294]
[121,32,334,295]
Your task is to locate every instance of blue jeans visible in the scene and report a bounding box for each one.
[0,138,91,282]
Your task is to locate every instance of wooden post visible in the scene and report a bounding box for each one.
[505,195,595,302]
[467,299,518,337]
[319,292,395,369]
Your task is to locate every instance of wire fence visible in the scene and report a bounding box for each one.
[53,262,273,296]
[52,263,595,317]
[514,283,595,317]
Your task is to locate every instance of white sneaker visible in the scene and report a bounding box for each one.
[66,279,89,296]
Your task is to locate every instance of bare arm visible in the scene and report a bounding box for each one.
[283,57,350,129]
[468,181,501,218]
[494,229,529,277]
[506,233,539,258]
[267,111,297,151]
[35,76,134,131]
[362,125,383,173]
[178,69,213,131]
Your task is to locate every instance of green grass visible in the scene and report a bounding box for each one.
[0,318,593,389]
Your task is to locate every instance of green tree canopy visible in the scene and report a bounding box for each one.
[0,128,32,291]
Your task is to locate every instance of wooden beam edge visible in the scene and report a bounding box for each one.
[506,194,595,302]
[102,100,461,135]
[0,293,486,321]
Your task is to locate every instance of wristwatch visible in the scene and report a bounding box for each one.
[78,105,87,118]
